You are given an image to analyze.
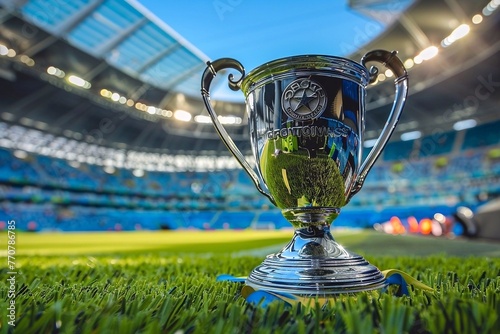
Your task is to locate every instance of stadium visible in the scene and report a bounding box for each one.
[0,0,499,333]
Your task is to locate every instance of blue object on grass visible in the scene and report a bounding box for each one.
[245,290,293,307]
[384,273,409,296]
[216,274,246,282]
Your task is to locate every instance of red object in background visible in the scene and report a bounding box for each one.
[419,218,433,235]
[407,216,420,233]
[390,216,406,234]
[27,221,38,231]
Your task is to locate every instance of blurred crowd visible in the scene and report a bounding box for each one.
[0,120,499,232]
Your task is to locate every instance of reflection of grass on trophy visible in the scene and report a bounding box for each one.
[260,140,346,209]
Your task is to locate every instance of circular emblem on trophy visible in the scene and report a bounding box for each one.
[281,78,327,121]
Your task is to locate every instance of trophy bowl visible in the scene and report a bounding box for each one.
[201,50,408,296]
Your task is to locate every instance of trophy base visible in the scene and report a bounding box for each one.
[246,208,386,296]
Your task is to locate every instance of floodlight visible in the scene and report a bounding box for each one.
[453,119,477,131]
[67,75,91,89]
[400,130,421,141]
[174,109,192,122]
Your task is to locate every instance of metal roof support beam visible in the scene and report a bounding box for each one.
[23,35,58,56]
[0,0,29,11]
[136,43,181,73]
[54,0,105,37]
[129,82,151,101]
[399,14,431,49]
[19,99,55,122]
[158,91,174,110]
[82,60,109,81]
[161,62,206,91]
[369,39,500,110]
[6,85,55,121]
[443,0,469,23]
[130,122,158,147]
[52,102,91,128]
[0,7,13,25]
[94,17,148,58]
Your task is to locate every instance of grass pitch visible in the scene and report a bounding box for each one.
[1,229,500,333]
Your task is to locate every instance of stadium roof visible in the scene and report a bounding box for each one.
[1,0,209,97]
[0,0,498,155]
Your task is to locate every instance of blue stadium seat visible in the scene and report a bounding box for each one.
[0,119,499,232]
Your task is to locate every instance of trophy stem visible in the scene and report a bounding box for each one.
[246,207,387,296]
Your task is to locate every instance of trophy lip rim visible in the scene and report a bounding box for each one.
[257,52,361,61]
[247,54,367,71]
[241,54,369,91]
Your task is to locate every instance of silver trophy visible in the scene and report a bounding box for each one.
[201,50,408,295]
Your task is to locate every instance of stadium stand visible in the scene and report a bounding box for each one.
[0,120,498,232]
[382,140,415,161]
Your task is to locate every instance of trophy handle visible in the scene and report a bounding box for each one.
[349,50,409,199]
[201,58,275,204]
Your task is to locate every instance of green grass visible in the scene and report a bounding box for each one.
[11,230,293,256]
[1,230,499,333]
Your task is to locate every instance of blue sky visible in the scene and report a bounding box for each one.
[136,1,393,100]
